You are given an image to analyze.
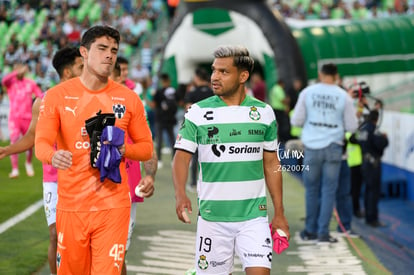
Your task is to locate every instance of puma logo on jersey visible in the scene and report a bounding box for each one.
[65,106,77,116]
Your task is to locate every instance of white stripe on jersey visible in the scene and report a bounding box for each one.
[199,179,266,201]
[186,104,275,126]
[198,142,263,163]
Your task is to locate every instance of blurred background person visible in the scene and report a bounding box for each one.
[269,78,291,144]
[151,72,178,168]
[1,62,43,178]
[183,67,213,192]
[291,63,358,243]
[352,110,389,227]
[250,72,266,102]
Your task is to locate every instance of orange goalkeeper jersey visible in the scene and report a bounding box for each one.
[35,77,153,211]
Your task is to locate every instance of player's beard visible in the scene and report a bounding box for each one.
[213,82,240,98]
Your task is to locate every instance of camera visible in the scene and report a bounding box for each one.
[349,81,370,98]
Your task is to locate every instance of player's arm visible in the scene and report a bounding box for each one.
[137,148,158,198]
[125,97,153,161]
[35,91,60,165]
[263,151,290,240]
[172,149,193,223]
[0,98,41,159]
[35,92,72,169]
[32,81,44,98]
[344,94,358,133]
[1,71,18,88]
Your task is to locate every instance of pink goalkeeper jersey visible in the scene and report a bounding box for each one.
[1,71,43,120]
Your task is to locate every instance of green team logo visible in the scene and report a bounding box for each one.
[198,255,209,270]
[249,106,261,121]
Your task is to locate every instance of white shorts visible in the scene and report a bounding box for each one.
[126,202,137,250]
[195,216,272,274]
[43,182,57,226]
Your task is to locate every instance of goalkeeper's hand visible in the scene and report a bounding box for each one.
[85,111,116,168]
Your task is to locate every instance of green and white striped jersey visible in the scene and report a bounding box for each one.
[175,95,278,222]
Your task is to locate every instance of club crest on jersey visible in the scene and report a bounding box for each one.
[249,106,261,121]
[198,255,209,270]
[57,252,61,268]
[113,104,126,119]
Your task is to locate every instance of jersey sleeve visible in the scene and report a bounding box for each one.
[124,95,153,161]
[264,105,278,151]
[174,105,198,153]
[35,88,60,164]
[1,71,17,88]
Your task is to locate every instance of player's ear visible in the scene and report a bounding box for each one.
[239,70,249,84]
[63,67,71,79]
[79,46,88,59]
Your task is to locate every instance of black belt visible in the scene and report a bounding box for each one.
[309,122,338,128]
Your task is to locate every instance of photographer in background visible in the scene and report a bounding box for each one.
[348,82,388,226]
[351,110,388,227]
[346,81,370,218]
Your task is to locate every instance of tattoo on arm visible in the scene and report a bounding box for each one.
[144,153,158,177]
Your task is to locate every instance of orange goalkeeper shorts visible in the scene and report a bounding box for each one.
[56,207,130,275]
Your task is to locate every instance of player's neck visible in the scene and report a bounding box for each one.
[80,73,109,91]
[220,89,246,106]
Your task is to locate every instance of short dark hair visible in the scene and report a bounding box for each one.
[194,67,210,82]
[117,56,128,65]
[160,73,170,82]
[52,47,81,78]
[80,25,120,49]
[112,62,121,78]
[213,45,254,74]
[368,110,379,122]
[320,63,338,76]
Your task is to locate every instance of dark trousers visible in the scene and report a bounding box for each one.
[273,109,291,143]
[335,160,353,231]
[361,161,382,223]
[350,165,363,215]
[156,122,175,162]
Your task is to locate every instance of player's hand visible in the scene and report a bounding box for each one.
[118,144,125,156]
[175,195,192,224]
[0,146,9,160]
[270,214,290,241]
[51,150,72,170]
[136,175,155,198]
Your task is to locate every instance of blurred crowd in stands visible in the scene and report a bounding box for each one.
[271,0,414,20]
[0,0,168,90]
[1,0,412,93]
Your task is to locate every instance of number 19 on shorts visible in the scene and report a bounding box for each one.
[199,236,212,253]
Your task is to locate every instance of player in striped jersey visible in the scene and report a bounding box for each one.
[172,45,289,274]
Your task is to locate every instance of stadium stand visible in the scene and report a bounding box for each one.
[0,0,166,90]
[271,0,414,20]
[1,0,413,90]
